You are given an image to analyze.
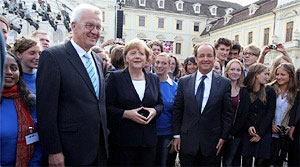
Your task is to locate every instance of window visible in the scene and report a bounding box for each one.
[139,16,145,27]
[264,28,270,45]
[235,35,239,42]
[193,3,201,13]
[248,31,253,44]
[158,0,164,8]
[175,43,181,54]
[158,18,164,28]
[139,0,146,6]
[102,11,105,22]
[178,3,182,10]
[194,22,199,32]
[208,5,217,16]
[212,8,216,14]
[226,8,233,14]
[176,20,182,30]
[248,4,259,16]
[176,1,184,11]
[224,15,232,25]
[286,21,293,42]
[196,6,200,12]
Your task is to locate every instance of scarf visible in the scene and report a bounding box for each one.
[2,85,34,166]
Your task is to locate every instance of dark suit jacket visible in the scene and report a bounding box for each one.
[230,87,251,137]
[36,41,108,165]
[173,72,232,156]
[105,68,163,147]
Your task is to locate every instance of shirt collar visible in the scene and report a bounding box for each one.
[166,76,173,86]
[278,89,288,97]
[196,70,213,81]
[70,39,91,57]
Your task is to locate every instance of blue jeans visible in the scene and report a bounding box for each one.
[156,135,175,166]
[222,136,242,167]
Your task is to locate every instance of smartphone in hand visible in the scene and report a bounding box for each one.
[138,109,150,118]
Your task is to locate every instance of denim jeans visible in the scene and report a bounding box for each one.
[156,135,175,166]
[222,136,241,167]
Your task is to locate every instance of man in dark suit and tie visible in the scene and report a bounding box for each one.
[36,4,108,166]
[172,43,232,166]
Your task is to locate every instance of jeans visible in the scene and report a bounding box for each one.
[222,136,241,167]
[156,135,175,166]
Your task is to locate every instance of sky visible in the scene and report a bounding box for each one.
[224,0,259,6]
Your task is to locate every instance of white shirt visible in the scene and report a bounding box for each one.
[194,70,213,113]
[70,39,100,96]
[166,76,174,86]
[132,80,146,101]
[222,64,226,76]
[272,91,289,138]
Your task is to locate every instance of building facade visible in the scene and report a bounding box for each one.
[3,0,298,66]
[121,0,241,61]
[2,0,241,62]
[200,0,300,69]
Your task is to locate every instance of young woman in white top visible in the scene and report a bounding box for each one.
[269,63,297,166]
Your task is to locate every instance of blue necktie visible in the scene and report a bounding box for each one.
[83,53,99,98]
[195,75,207,113]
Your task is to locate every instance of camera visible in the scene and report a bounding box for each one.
[277,125,286,138]
[269,44,277,50]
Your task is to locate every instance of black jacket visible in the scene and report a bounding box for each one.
[105,68,163,147]
[246,85,276,137]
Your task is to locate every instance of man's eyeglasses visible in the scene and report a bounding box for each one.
[80,23,103,32]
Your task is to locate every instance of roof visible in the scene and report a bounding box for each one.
[201,0,277,36]
[183,0,242,9]
[123,0,243,17]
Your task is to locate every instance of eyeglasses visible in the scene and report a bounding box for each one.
[80,23,103,32]
[244,52,257,57]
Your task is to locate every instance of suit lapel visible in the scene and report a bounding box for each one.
[142,70,150,103]
[64,41,96,97]
[123,68,142,103]
[202,73,219,115]
[190,73,200,115]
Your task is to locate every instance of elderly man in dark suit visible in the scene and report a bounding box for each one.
[172,43,232,166]
[36,4,108,166]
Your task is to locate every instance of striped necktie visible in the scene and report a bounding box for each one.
[83,53,98,98]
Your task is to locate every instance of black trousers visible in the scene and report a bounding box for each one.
[109,145,156,166]
[180,151,220,166]
[288,121,300,167]
[270,136,289,166]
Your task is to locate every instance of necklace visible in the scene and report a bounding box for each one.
[131,73,144,81]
